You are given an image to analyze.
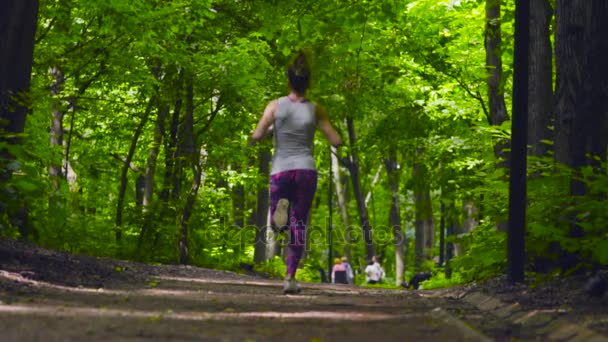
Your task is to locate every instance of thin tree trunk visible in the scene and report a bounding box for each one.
[528,0,554,157]
[138,104,168,251]
[385,152,406,286]
[179,149,205,265]
[115,97,154,242]
[265,208,277,260]
[49,67,65,190]
[178,79,196,264]
[160,83,183,202]
[485,0,510,135]
[364,165,383,208]
[254,148,271,263]
[445,201,456,278]
[439,198,445,267]
[486,0,510,232]
[346,117,375,261]
[331,146,351,261]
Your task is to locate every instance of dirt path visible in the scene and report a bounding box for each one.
[0,267,491,342]
[2,240,607,341]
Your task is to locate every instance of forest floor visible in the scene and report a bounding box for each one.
[1,239,607,341]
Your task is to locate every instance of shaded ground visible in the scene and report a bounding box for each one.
[1,239,607,341]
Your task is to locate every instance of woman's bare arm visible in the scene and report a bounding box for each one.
[316,105,343,147]
[251,100,277,143]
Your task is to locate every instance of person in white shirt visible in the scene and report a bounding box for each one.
[365,256,385,284]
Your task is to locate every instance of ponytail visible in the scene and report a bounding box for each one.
[287,51,311,94]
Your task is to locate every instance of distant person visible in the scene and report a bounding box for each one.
[250,51,343,294]
[332,257,348,284]
[365,256,385,285]
[341,256,354,284]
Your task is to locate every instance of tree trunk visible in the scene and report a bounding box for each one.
[580,2,608,165]
[178,79,197,264]
[486,0,510,232]
[385,152,406,286]
[179,149,205,265]
[346,117,375,261]
[445,201,457,278]
[413,157,434,269]
[0,0,38,179]
[508,0,530,283]
[115,97,154,242]
[331,146,351,261]
[264,208,277,260]
[160,85,183,202]
[485,0,510,130]
[554,1,608,247]
[49,67,65,190]
[453,201,478,257]
[138,104,168,251]
[528,0,554,157]
[254,148,271,263]
[554,0,586,169]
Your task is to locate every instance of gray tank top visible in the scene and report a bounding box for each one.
[271,96,317,175]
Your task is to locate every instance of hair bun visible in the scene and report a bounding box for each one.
[287,50,311,93]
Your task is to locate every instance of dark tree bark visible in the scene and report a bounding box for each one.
[555,2,608,194]
[346,117,375,261]
[0,1,38,238]
[528,0,554,157]
[580,2,608,165]
[0,0,38,177]
[254,148,271,263]
[508,0,530,283]
[385,151,406,286]
[554,0,586,169]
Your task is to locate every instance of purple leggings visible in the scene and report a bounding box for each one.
[270,169,318,277]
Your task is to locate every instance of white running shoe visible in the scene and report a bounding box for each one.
[272,198,289,233]
[283,277,301,294]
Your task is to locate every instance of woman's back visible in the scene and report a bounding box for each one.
[271,96,317,175]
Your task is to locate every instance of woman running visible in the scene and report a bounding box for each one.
[251,51,343,294]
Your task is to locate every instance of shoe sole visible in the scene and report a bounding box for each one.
[272,199,289,233]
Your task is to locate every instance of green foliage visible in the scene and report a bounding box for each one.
[448,220,508,283]
[254,256,286,279]
[420,271,464,290]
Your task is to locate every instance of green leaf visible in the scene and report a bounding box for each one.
[593,240,608,264]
